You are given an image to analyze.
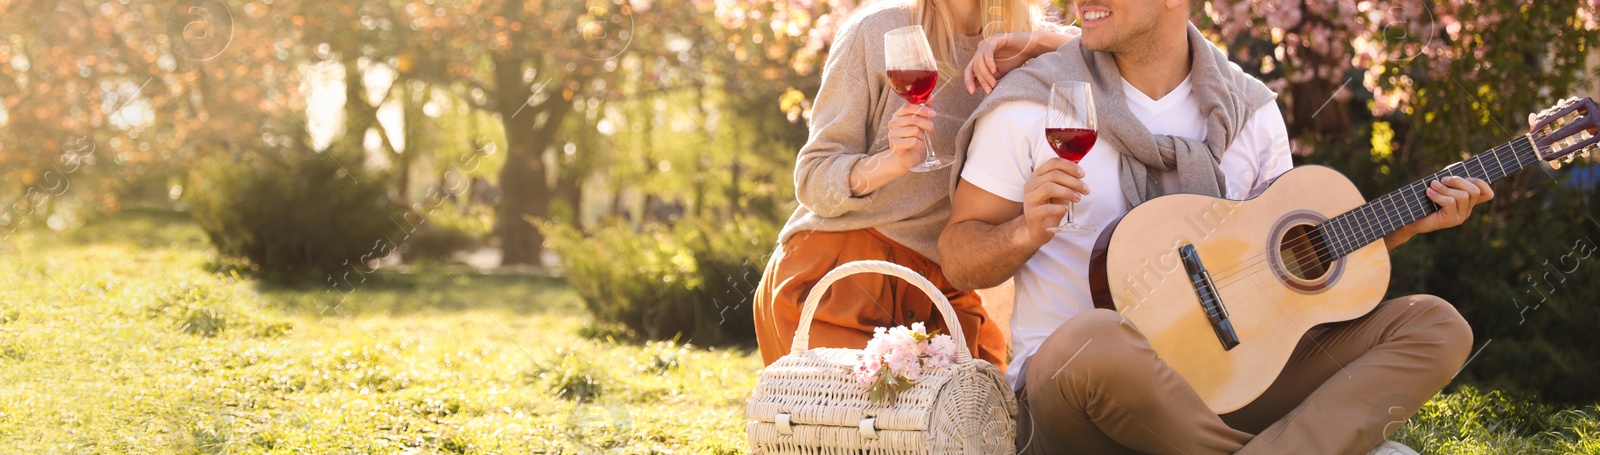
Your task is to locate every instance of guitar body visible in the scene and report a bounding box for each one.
[1089,165,1392,413]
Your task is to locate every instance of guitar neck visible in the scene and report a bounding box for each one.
[1316,135,1542,260]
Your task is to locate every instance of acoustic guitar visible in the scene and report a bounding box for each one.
[1088,97,1599,413]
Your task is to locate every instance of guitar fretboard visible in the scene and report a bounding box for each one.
[1315,135,1542,261]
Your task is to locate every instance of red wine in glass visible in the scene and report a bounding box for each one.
[884,25,955,172]
[888,69,938,105]
[1045,82,1097,233]
[1045,128,1096,162]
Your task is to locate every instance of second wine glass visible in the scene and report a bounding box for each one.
[1044,81,1097,233]
[884,25,955,172]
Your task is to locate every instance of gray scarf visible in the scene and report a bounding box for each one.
[954,23,1277,206]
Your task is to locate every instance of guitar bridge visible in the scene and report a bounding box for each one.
[1180,245,1241,351]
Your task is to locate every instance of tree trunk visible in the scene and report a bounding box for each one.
[555,159,584,226]
[1282,29,1352,144]
[341,58,381,155]
[1286,79,1352,141]
[492,52,571,266]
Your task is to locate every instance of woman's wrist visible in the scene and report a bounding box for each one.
[848,153,912,196]
[1028,29,1074,56]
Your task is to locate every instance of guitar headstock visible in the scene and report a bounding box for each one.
[1530,97,1600,170]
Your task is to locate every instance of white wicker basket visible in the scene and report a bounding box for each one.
[746,260,1017,454]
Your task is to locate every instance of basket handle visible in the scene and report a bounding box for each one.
[789,260,973,364]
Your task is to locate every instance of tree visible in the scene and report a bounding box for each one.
[0,0,313,225]
[371,0,709,266]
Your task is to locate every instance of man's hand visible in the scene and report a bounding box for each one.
[1019,158,1090,246]
[1385,176,1494,249]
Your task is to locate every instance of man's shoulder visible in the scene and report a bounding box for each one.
[1239,99,1288,139]
[979,99,1046,120]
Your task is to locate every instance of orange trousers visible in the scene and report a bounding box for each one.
[754,229,1008,372]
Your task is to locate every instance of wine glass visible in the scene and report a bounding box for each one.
[1044,81,1097,233]
[884,25,955,172]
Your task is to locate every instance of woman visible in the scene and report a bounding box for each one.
[754,0,1072,371]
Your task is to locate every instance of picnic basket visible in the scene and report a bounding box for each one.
[745,260,1017,454]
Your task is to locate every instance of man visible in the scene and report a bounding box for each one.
[939,0,1495,453]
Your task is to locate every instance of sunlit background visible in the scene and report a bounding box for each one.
[1,0,1599,452]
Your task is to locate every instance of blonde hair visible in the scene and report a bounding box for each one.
[912,0,1040,75]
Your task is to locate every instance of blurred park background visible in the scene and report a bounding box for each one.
[1,0,1599,452]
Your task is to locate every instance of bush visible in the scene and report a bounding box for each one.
[186,148,403,282]
[402,205,493,263]
[543,215,775,345]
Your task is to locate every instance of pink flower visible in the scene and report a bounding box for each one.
[927,335,956,363]
[855,353,882,388]
[884,346,922,381]
[855,324,960,402]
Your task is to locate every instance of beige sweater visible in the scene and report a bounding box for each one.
[777,3,984,264]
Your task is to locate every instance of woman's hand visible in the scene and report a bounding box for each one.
[964,32,1035,95]
[885,102,938,171]
[848,102,937,195]
[964,28,1080,95]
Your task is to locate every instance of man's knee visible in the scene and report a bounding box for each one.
[1029,309,1144,383]
[1393,294,1474,367]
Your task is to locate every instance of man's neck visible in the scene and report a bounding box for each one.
[1113,27,1193,101]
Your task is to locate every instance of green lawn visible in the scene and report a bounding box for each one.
[0,211,1595,454]
[0,211,753,453]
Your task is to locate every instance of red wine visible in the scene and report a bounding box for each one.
[1045,128,1097,162]
[888,69,937,105]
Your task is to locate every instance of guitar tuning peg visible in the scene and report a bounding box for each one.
[1551,160,1563,170]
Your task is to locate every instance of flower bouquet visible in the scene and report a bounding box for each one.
[853,322,958,404]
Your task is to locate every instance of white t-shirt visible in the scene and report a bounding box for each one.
[960,76,1294,389]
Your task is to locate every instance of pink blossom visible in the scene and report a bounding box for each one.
[885,347,922,381]
[855,353,883,388]
[855,324,959,398]
[924,334,957,370]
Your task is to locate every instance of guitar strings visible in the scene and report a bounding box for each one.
[1205,138,1536,288]
[1178,138,1537,291]
[1214,137,1532,279]
[1208,152,1517,287]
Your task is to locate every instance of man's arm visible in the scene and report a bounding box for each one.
[939,159,1087,290]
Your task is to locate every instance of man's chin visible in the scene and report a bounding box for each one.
[1079,36,1113,53]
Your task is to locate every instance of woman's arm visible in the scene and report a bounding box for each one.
[964,27,1081,94]
[848,103,937,196]
[792,21,881,218]
[796,21,939,215]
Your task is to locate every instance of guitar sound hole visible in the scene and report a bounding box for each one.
[1278,224,1331,281]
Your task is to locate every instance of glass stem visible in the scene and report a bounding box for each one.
[919,103,936,164]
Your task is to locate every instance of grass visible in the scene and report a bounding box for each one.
[0,210,754,454]
[0,210,1596,453]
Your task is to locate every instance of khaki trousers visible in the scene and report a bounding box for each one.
[1015,295,1473,454]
